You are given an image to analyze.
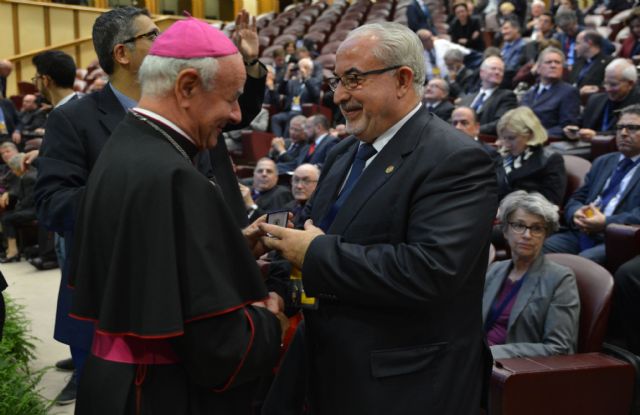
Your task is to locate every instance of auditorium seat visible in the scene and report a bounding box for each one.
[591,135,617,160]
[302,103,333,126]
[17,81,38,95]
[316,53,336,72]
[231,131,275,165]
[605,224,640,274]
[273,34,298,47]
[562,155,591,207]
[321,40,345,54]
[489,253,635,415]
[328,29,352,43]
[335,20,360,31]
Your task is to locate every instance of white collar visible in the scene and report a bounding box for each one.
[55,92,77,108]
[133,107,196,145]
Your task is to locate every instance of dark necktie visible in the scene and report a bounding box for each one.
[319,143,377,231]
[534,86,547,101]
[601,102,613,132]
[579,157,637,250]
[472,92,486,111]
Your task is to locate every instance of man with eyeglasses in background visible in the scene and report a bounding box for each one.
[422,78,454,122]
[564,59,640,142]
[34,6,268,405]
[544,104,640,265]
[285,163,320,227]
[261,22,497,415]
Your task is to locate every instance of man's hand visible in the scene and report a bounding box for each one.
[260,219,325,269]
[574,203,606,234]
[563,125,580,140]
[233,9,258,62]
[0,192,10,209]
[271,137,286,154]
[11,131,21,144]
[577,128,596,141]
[22,149,38,171]
[252,292,289,339]
[579,85,599,96]
[239,182,254,209]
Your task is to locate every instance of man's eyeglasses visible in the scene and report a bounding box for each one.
[508,222,546,237]
[616,124,640,133]
[30,74,43,84]
[292,177,318,186]
[327,65,402,92]
[122,28,160,44]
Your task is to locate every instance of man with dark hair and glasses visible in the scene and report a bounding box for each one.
[544,104,640,265]
[261,22,497,414]
[34,6,270,405]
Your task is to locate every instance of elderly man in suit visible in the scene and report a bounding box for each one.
[544,104,640,265]
[423,78,455,122]
[460,56,517,136]
[568,30,612,95]
[521,47,579,138]
[565,59,640,142]
[260,22,498,414]
[34,6,268,405]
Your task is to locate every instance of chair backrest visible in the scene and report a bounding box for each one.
[546,253,614,353]
[562,155,591,207]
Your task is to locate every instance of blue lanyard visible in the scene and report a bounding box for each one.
[484,271,528,333]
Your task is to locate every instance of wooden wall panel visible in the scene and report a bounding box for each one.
[18,5,46,52]
[50,8,75,45]
[79,41,96,69]
[0,3,15,59]
[78,11,98,37]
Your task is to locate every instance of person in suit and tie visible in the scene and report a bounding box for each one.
[270,115,310,173]
[544,105,640,265]
[521,47,580,138]
[407,0,437,34]
[484,190,580,359]
[303,115,338,167]
[459,56,518,136]
[34,7,269,404]
[444,49,476,99]
[564,59,640,142]
[260,22,498,414]
[423,79,455,122]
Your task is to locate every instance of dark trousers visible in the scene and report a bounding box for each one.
[611,255,640,355]
[1,208,36,239]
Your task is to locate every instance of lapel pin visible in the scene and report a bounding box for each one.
[385,165,395,174]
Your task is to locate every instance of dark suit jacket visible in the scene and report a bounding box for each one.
[250,185,293,221]
[276,77,321,112]
[521,81,580,138]
[274,141,310,173]
[564,152,640,231]
[429,100,455,122]
[568,52,612,88]
[579,88,640,134]
[281,107,498,413]
[446,67,476,99]
[306,134,338,167]
[0,99,19,140]
[460,88,518,136]
[499,146,567,206]
[407,0,437,33]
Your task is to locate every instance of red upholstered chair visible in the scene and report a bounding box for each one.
[309,21,334,33]
[304,32,328,51]
[489,253,635,415]
[328,29,352,42]
[9,95,23,111]
[335,20,360,31]
[17,81,38,95]
[605,224,640,274]
[591,135,617,161]
[321,40,344,55]
[231,131,274,165]
[302,103,333,126]
[273,34,298,47]
[261,44,284,59]
[282,25,306,37]
[315,53,336,72]
[561,155,591,207]
[259,25,281,39]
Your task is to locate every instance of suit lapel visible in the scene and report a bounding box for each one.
[328,107,431,234]
[98,84,128,139]
[507,255,545,331]
[590,155,619,199]
[615,159,640,207]
[482,262,509,320]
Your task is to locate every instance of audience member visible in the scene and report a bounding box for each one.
[296,46,324,83]
[449,2,483,51]
[544,105,640,265]
[270,115,309,172]
[525,0,547,36]
[568,30,612,94]
[497,107,566,204]
[521,47,579,138]
[423,79,455,121]
[500,18,526,79]
[531,12,557,41]
[0,153,37,263]
[418,29,471,81]
[285,163,320,227]
[272,47,287,87]
[444,49,476,99]
[303,115,338,167]
[565,59,640,142]
[407,0,437,34]
[68,19,283,412]
[484,190,579,358]
[241,158,293,221]
[0,60,13,98]
[553,10,582,69]
[12,94,47,148]
[620,8,640,61]
[588,0,634,15]
[557,0,585,25]
[460,56,517,136]
[270,57,321,137]
[261,22,498,414]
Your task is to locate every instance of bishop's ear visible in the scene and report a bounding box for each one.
[174,68,201,105]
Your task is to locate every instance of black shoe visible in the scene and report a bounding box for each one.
[55,357,74,371]
[0,255,20,263]
[29,257,59,270]
[55,373,76,405]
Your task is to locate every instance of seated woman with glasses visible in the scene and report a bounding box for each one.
[484,190,580,359]
[496,107,566,206]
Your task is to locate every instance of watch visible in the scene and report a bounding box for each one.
[245,58,259,66]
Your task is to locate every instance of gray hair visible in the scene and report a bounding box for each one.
[7,154,24,173]
[499,190,560,235]
[555,9,577,27]
[344,22,426,96]
[537,46,565,66]
[444,48,464,63]
[0,142,18,152]
[138,55,220,97]
[606,58,638,83]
